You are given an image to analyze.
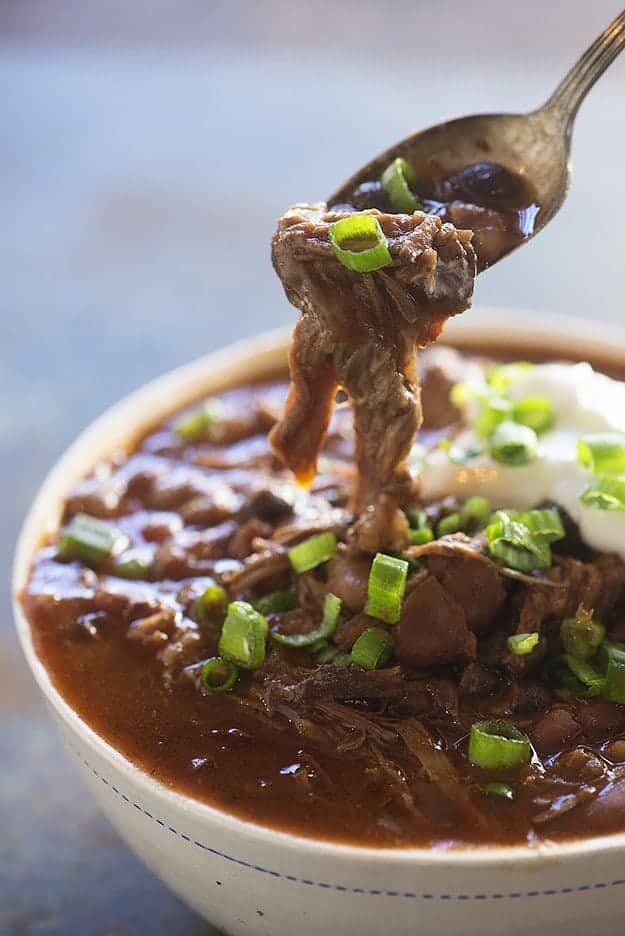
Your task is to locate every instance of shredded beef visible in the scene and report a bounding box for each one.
[269,204,476,550]
[396,574,476,668]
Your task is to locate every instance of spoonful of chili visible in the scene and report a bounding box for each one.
[328,10,625,271]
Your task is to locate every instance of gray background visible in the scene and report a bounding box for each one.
[3,2,625,933]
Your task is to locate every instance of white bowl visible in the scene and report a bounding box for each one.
[13,311,625,936]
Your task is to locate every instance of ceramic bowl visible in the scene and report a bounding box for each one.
[13,311,625,936]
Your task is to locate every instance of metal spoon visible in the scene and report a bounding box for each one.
[328,9,625,266]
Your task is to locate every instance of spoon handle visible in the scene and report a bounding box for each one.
[544,9,625,127]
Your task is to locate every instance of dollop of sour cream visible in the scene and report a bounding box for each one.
[419,361,625,560]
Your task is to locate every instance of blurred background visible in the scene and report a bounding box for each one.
[2,2,625,932]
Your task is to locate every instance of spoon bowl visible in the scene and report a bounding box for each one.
[330,10,625,267]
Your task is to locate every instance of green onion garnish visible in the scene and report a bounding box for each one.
[406,508,434,544]
[351,626,394,670]
[409,527,434,545]
[200,657,239,693]
[482,781,515,800]
[288,531,337,573]
[507,632,540,656]
[474,394,512,439]
[380,157,422,213]
[577,434,625,475]
[436,512,464,538]
[271,593,341,648]
[218,601,268,670]
[468,720,531,770]
[111,551,152,580]
[512,397,555,435]
[580,476,625,511]
[560,610,605,661]
[439,439,484,465]
[328,215,392,273]
[604,643,625,704]
[254,591,298,616]
[486,361,533,393]
[460,495,492,529]
[58,513,125,568]
[192,584,229,628]
[486,509,564,572]
[563,654,606,697]
[364,553,409,625]
[174,400,215,442]
[490,420,538,466]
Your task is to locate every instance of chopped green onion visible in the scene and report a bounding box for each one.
[439,439,484,465]
[450,381,472,409]
[556,662,598,699]
[406,508,433,543]
[563,654,606,697]
[507,632,540,656]
[288,531,337,573]
[490,420,538,466]
[315,643,343,664]
[271,592,342,648]
[486,361,533,393]
[365,553,409,625]
[174,401,215,442]
[200,657,239,693]
[328,215,392,273]
[192,584,229,628]
[254,591,298,616]
[218,601,268,670]
[409,527,434,545]
[512,397,555,435]
[516,508,565,543]
[407,508,428,530]
[482,782,515,800]
[380,157,422,213]
[436,512,464,538]
[486,510,554,572]
[460,495,492,529]
[560,610,605,661]
[580,476,625,511]
[475,394,512,439]
[111,550,152,580]
[351,626,394,670]
[604,644,625,704]
[577,434,625,475]
[468,720,531,770]
[58,513,125,568]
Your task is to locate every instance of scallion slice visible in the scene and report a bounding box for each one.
[486,510,553,572]
[577,434,625,475]
[58,513,125,568]
[351,626,394,670]
[288,531,337,573]
[486,361,533,393]
[380,157,422,213]
[200,657,239,693]
[563,654,606,697]
[406,508,434,544]
[174,401,215,442]
[580,476,625,511]
[409,527,434,545]
[192,584,229,628]
[460,495,492,529]
[482,781,515,800]
[439,439,484,465]
[560,610,605,661]
[507,632,539,656]
[512,397,555,435]
[605,646,625,704]
[436,512,464,538]
[254,591,298,616]
[218,601,268,670]
[490,420,538,466]
[474,394,512,439]
[111,550,152,580]
[271,592,342,648]
[365,553,409,625]
[468,720,531,770]
[328,215,392,273]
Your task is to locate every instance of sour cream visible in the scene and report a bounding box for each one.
[419,362,625,559]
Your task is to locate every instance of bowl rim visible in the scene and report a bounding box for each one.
[14,308,625,870]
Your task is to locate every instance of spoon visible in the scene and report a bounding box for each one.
[328,9,625,266]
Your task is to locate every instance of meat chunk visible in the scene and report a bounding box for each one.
[425,552,507,635]
[269,204,476,550]
[395,574,476,669]
[326,549,371,612]
[532,708,580,756]
[419,346,466,430]
[576,700,625,741]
